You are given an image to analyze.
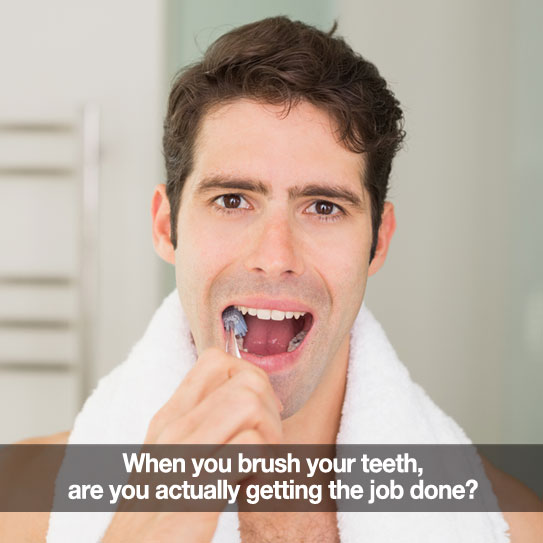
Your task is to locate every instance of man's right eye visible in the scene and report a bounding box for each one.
[213,193,251,211]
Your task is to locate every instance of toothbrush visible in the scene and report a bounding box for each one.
[222,306,248,358]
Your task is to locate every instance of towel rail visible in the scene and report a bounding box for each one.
[0,105,100,440]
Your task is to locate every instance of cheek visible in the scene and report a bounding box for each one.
[174,211,227,300]
[313,227,370,323]
[334,250,368,309]
[316,228,370,285]
[174,211,233,348]
[178,205,245,260]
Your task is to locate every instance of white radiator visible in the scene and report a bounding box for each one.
[0,106,99,442]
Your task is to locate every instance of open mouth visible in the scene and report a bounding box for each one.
[224,304,314,357]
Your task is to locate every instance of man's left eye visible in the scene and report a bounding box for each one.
[214,193,251,210]
[305,200,342,216]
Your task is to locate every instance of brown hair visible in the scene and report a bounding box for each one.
[163,16,405,260]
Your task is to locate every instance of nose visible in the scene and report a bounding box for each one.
[243,211,305,278]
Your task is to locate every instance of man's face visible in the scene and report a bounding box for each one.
[173,99,374,417]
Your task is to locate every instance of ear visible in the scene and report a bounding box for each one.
[151,183,175,265]
[368,201,396,276]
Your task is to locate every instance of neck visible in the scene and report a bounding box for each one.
[281,335,350,444]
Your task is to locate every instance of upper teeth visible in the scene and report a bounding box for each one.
[235,305,306,321]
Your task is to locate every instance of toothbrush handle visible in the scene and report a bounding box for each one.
[226,327,241,358]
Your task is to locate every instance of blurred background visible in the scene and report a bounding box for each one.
[0,0,540,444]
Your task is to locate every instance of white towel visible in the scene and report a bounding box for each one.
[47,289,510,542]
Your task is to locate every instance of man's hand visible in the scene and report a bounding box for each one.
[102,347,283,543]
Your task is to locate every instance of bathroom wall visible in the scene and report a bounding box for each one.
[0,0,165,442]
[337,0,541,442]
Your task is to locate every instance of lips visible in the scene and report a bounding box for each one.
[220,299,315,372]
[240,310,312,355]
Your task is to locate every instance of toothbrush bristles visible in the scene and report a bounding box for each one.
[222,306,248,337]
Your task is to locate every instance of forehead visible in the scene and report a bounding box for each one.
[185,99,366,198]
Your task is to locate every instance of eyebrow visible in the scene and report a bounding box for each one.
[288,183,365,209]
[194,176,365,210]
[195,177,269,197]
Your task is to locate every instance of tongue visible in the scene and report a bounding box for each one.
[243,314,297,356]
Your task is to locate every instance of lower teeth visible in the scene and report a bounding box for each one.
[287,330,307,352]
[236,330,308,354]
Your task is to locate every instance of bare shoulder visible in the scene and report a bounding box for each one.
[0,430,71,541]
[16,429,71,445]
[481,455,542,543]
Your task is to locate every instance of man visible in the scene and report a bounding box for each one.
[4,16,540,543]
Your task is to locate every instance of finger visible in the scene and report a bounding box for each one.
[189,387,282,445]
[170,376,283,445]
[185,366,282,442]
[166,348,240,411]
[147,349,255,440]
[184,351,282,412]
[227,367,282,422]
[227,429,267,445]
